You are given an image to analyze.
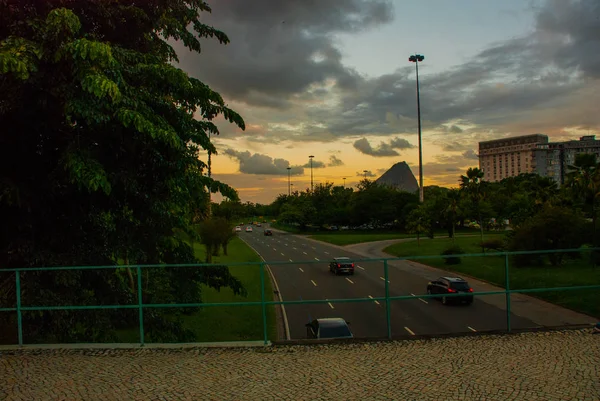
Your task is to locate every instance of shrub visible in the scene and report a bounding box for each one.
[480,238,505,252]
[441,245,464,265]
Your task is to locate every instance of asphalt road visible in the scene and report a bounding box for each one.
[240,227,537,340]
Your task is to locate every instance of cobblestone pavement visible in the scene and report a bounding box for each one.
[1,330,599,401]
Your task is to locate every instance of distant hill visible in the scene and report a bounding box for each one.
[375,161,419,193]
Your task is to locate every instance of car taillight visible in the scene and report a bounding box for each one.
[351,263,354,268]
[337,263,341,267]
[447,288,456,293]
[468,288,473,292]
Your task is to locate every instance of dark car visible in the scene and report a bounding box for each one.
[427,276,473,305]
[329,257,354,275]
[264,229,273,236]
[305,318,353,339]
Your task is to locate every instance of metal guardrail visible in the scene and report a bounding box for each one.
[1,248,599,346]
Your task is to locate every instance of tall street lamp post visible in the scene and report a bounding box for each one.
[286,167,291,196]
[309,155,315,193]
[409,53,425,203]
[363,170,368,180]
[343,177,346,188]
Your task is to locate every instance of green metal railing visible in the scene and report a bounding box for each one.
[1,248,599,346]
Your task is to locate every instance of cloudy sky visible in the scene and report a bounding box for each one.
[175,0,600,204]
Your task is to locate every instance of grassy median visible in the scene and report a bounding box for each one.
[183,236,277,342]
[384,235,600,318]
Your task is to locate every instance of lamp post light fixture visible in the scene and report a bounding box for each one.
[286,167,291,196]
[363,170,368,180]
[343,177,346,188]
[309,155,315,193]
[409,53,425,203]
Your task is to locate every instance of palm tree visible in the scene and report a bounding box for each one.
[444,189,462,244]
[566,153,600,246]
[459,167,485,245]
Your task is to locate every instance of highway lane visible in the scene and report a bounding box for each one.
[240,228,537,340]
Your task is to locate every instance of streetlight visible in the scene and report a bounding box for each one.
[309,155,315,193]
[343,177,346,188]
[363,170,368,180]
[409,53,425,203]
[286,167,291,196]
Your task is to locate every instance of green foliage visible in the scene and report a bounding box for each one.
[0,1,246,343]
[441,245,464,265]
[480,238,506,252]
[509,205,587,267]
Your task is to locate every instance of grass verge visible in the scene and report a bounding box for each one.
[182,236,276,342]
[383,235,600,318]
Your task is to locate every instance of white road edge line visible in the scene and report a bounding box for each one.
[239,238,290,341]
[468,326,477,332]
[368,295,381,305]
[299,267,304,273]
[411,293,428,304]
[404,327,416,336]
[357,265,365,270]
[311,280,318,287]
[346,278,354,284]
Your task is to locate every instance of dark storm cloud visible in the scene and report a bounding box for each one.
[353,137,415,157]
[176,0,393,108]
[223,149,304,175]
[180,0,600,145]
[327,155,345,167]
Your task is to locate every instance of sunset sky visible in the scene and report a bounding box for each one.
[175,0,600,204]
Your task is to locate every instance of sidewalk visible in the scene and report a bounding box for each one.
[345,239,597,327]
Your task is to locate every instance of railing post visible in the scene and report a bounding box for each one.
[15,270,23,346]
[136,266,145,346]
[260,263,268,345]
[504,253,512,333]
[384,260,392,339]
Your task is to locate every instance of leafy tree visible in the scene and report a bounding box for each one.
[566,153,600,246]
[0,1,245,342]
[406,206,432,246]
[443,189,462,243]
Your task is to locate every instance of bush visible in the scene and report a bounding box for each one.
[441,245,464,265]
[480,238,505,252]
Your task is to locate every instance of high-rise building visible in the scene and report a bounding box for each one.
[478,134,549,182]
[479,134,600,185]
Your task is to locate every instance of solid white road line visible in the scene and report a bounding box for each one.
[411,293,428,304]
[468,326,477,332]
[357,265,365,270]
[311,280,317,287]
[368,295,381,305]
[404,327,416,336]
[346,278,354,284]
[299,267,304,273]
[315,257,320,261]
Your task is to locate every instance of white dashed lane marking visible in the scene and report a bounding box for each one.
[311,280,317,287]
[315,258,320,261]
[281,252,285,256]
[326,299,334,309]
[299,267,304,273]
[379,277,390,283]
[368,295,380,305]
[346,278,354,284]
[468,326,477,332]
[303,252,307,255]
[357,265,365,270]
[411,293,428,304]
[404,327,416,336]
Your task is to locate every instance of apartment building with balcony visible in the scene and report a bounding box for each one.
[534,135,600,185]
